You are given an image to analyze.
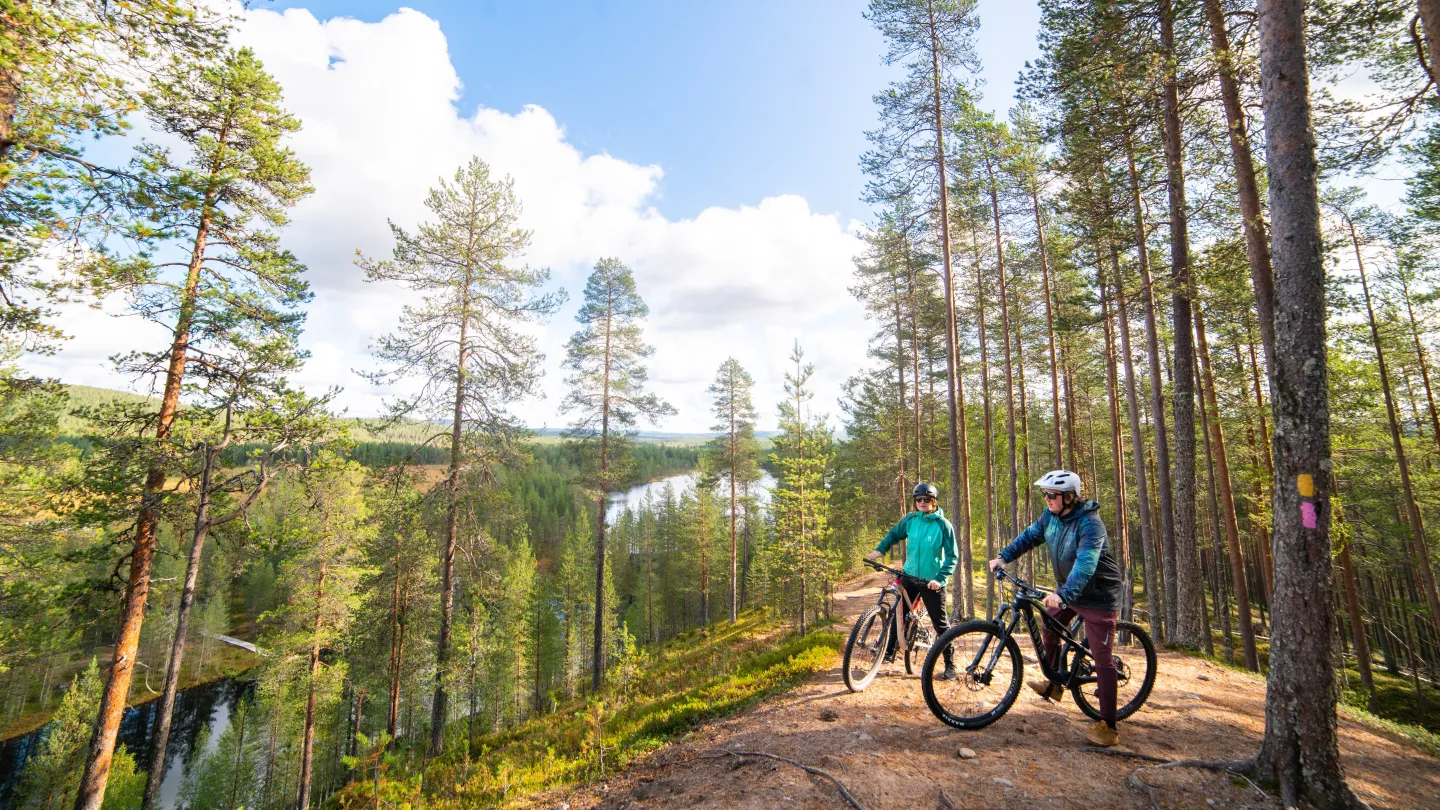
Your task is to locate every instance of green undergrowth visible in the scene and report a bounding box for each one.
[335,610,844,809]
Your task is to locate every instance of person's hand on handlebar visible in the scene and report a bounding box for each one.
[927,579,941,591]
[866,550,883,562]
[1042,592,1064,611]
[987,557,1004,574]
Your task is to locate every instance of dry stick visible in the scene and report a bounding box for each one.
[699,750,869,810]
[1081,746,1172,763]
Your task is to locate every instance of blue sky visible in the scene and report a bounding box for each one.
[266,0,1042,223]
[40,1,1044,431]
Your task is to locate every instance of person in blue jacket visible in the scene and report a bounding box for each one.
[866,482,958,680]
[988,469,1124,747]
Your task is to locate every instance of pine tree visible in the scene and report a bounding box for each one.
[76,47,313,810]
[561,258,673,691]
[702,358,760,622]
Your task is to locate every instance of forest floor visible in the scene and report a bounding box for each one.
[545,570,1440,810]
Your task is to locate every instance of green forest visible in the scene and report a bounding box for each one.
[3,0,1439,808]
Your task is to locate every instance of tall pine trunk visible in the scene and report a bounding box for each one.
[984,151,1020,547]
[76,205,213,810]
[431,320,469,755]
[1122,131,1177,634]
[141,443,221,810]
[1195,304,1260,670]
[1253,1,1358,796]
[1110,254,1158,638]
[1161,0,1205,648]
[1204,0,1277,367]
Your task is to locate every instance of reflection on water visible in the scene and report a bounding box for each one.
[0,677,252,810]
[605,471,776,525]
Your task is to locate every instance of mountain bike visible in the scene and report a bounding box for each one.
[918,565,1155,729]
[842,558,937,691]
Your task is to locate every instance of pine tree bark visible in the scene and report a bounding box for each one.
[972,228,999,618]
[950,278,976,619]
[1161,0,1205,648]
[592,296,614,692]
[926,0,966,603]
[75,204,213,810]
[1122,131,1178,635]
[141,443,221,810]
[984,150,1020,549]
[298,555,329,810]
[1399,269,1440,449]
[430,319,468,755]
[1100,257,1134,620]
[1030,186,1064,468]
[1109,253,1159,639]
[1195,304,1259,670]
[1205,0,1277,368]
[1419,0,1440,85]
[1253,1,1360,800]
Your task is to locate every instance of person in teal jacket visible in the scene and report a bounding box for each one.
[865,482,959,679]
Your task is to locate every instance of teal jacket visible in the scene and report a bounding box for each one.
[875,509,958,586]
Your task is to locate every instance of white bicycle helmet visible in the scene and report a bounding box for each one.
[1034,469,1082,493]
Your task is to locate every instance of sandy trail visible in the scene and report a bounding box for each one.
[553,571,1440,809]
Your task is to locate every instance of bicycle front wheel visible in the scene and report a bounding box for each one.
[1069,620,1157,722]
[920,620,1022,730]
[842,605,890,692]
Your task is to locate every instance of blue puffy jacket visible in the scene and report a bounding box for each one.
[998,500,1123,610]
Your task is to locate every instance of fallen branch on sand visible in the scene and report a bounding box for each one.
[695,749,869,810]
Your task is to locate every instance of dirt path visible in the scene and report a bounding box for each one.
[552,572,1440,809]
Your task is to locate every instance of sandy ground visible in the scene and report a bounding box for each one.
[545,572,1440,810]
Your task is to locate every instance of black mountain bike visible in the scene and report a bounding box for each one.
[919,565,1156,729]
[842,558,937,691]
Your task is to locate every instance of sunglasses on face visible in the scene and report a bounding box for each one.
[914,496,935,503]
[1043,491,1065,501]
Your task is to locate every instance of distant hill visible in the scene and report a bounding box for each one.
[55,385,775,447]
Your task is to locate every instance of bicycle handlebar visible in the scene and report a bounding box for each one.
[862,557,930,585]
[992,565,1058,601]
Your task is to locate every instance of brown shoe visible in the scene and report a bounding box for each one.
[1086,721,1119,747]
[1027,679,1064,701]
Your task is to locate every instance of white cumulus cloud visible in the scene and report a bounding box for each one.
[33,6,869,433]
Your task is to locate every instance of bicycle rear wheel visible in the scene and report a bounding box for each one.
[1069,620,1157,722]
[842,605,890,692]
[920,620,1022,730]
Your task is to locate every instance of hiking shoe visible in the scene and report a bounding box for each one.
[937,662,957,681]
[1086,722,1120,748]
[1028,678,1064,701]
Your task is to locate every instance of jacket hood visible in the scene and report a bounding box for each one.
[1057,499,1100,522]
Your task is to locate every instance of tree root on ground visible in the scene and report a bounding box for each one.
[695,749,869,810]
[1112,754,1272,809]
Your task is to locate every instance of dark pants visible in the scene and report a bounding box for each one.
[885,579,954,666]
[1041,605,1118,727]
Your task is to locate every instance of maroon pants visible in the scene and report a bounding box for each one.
[1041,605,1118,728]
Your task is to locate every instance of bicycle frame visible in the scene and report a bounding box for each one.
[865,561,929,658]
[965,570,1096,689]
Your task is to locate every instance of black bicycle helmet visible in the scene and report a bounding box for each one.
[912,482,939,500]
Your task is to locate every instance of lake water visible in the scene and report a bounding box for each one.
[605,470,776,525]
[0,677,250,810]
